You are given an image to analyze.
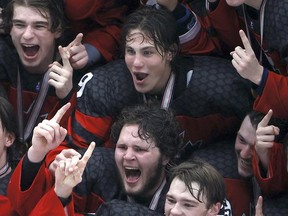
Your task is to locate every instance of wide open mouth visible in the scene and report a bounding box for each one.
[125,167,141,182]
[22,44,40,57]
[134,72,148,81]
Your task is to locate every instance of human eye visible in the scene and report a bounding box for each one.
[116,144,127,151]
[34,22,48,30]
[134,146,145,152]
[35,25,46,30]
[238,136,246,145]
[184,202,195,208]
[143,50,154,56]
[13,21,25,28]
[166,197,176,204]
[125,47,135,55]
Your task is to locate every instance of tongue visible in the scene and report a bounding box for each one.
[135,73,148,81]
[126,170,141,182]
[23,45,39,56]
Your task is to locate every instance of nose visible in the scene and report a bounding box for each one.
[123,148,135,160]
[240,144,253,159]
[132,54,144,68]
[22,26,34,40]
[169,203,182,215]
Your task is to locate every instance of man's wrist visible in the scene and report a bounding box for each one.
[27,146,47,163]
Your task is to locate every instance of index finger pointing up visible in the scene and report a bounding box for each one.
[80,142,96,165]
[239,29,253,54]
[70,33,83,47]
[51,102,71,123]
[258,109,273,128]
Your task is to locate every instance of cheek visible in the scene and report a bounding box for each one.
[125,56,133,67]
[164,203,172,213]
[114,151,122,165]
[234,142,242,152]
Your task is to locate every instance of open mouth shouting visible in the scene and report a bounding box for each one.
[22,44,40,59]
[133,72,148,83]
[125,167,141,184]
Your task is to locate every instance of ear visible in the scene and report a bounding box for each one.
[162,155,170,166]
[207,202,221,216]
[167,51,173,61]
[54,30,62,39]
[5,132,15,148]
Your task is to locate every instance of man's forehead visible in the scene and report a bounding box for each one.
[13,4,50,22]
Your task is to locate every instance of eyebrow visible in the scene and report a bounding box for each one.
[12,19,49,26]
[166,194,200,204]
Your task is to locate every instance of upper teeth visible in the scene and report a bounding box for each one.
[125,167,137,170]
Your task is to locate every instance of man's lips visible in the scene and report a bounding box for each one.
[22,44,40,57]
[125,167,141,183]
[133,72,148,81]
[240,158,252,168]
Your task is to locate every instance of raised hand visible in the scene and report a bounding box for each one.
[231,30,263,85]
[64,33,88,70]
[54,142,96,198]
[49,148,81,176]
[48,45,73,99]
[256,109,279,170]
[28,103,71,163]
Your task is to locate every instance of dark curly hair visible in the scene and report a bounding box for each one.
[110,102,181,160]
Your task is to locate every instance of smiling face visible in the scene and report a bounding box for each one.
[114,124,168,199]
[165,178,218,216]
[235,115,256,178]
[10,4,61,74]
[125,29,172,95]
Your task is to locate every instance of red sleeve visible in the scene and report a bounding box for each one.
[7,158,54,216]
[253,143,288,195]
[0,195,14,216]
[254,72,288,119]
[65,0,131,61]
[30,188,82,216]
[224,178,253,216]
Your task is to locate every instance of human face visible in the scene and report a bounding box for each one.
[125,29,172,95]
[114,124,168,198]
[235,116,256,178]
[165,178,218,216]
[10,5,61,74]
